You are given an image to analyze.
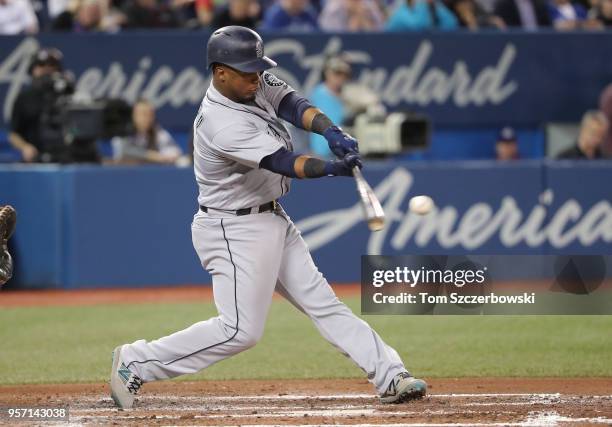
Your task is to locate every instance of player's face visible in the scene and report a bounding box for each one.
[216,65,261,103]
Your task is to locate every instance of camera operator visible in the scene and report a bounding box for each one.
[8,47,100,163]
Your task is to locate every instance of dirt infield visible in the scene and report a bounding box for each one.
[1,378,611,426]
[0,284,362,307]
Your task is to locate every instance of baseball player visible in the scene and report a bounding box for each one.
[0,205,17,286]
[110,26,426,409]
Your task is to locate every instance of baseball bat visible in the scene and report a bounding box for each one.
[352,166,385,231]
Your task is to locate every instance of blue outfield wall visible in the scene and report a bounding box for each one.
[0,161,611,288]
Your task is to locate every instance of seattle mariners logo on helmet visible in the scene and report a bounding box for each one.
[207,26,277,72]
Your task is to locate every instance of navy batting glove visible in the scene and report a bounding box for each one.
[326,152,363,177]
[323,126,359,158]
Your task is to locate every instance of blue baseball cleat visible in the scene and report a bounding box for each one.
[380,372,427,404]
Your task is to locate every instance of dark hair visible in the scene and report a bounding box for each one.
[28,47,64,75]
[133,99,159,151]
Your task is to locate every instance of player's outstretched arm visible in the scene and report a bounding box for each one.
[260,148,361,178]
[278,93,359,159]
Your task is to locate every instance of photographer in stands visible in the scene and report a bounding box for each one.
[8,47,100,163]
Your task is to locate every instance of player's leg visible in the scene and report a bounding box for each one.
[113,212,286,406]
[275,216,425,401]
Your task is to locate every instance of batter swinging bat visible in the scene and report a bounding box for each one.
[352,166,385,231]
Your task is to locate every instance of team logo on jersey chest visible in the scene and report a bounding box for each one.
[267,124,282,141]
[263,73,284,87]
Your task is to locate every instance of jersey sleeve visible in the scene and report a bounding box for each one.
[260,71,295,113]
[210,122,285,168]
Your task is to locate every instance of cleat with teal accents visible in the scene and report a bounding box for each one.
[380,372,427,404]
[109,345,143,409]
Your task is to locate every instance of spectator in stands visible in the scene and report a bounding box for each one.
[319,0,385,31]
[122,0,180,28]
[211,0,259,29]
[557,110,608,159]
[52,0,125,31]
[260,0,319,31]
[111,99,182,164]
[548,0,602,29]
[0,0,39,34]
[594,0,612,24]
[169,0,199,28]
[493,0,551,29]
[48,0,72,22]
[495,126,519,160]
[474,0,496,12]
[385,0,458,31]
[194,0,216,26]
[448,0,506,28]
[309,56,351,158]
[599,83,612,155]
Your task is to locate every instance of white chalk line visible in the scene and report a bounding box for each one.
[524,410,612,426]
[66,406,612,425]
[63,393,612,426]
[155,417,612,427]
[69,408,492,419]
[75,392,595,404]
[74,393,374,402]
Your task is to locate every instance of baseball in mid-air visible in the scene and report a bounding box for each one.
[409,195,434,215]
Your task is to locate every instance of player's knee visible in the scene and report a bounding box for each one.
[236,326,264,349]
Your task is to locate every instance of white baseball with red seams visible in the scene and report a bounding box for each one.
[119,71,411,396]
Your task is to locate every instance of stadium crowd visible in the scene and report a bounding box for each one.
[1,0,612,34]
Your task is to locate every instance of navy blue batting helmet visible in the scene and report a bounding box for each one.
[206,26,277,73]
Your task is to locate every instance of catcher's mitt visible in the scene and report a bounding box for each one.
[0,205,17,286]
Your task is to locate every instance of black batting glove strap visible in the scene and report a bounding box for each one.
[327,153,363,177]
[303,157,329,177]
[310,113,334,135]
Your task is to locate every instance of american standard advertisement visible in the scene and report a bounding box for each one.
[1,32,611,128]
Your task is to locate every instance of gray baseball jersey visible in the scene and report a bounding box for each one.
[193,72,295,210]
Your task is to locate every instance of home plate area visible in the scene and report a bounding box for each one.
[3,378,611,426]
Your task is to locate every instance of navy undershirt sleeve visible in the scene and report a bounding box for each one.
[260,147,300,178]
[260,147,337,178]
[277,92,314,130]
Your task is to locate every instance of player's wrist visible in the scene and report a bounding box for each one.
[326,159,354,177]
[311,113,334,135]
[322,125,341,141]
[323,160,337,176]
